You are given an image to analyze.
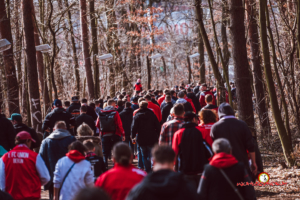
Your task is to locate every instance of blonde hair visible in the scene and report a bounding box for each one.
[77,123,93,136]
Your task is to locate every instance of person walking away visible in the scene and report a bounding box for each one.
[199,83,216,107]
[193,81,201,95]
[157,89,169,106]
[198,110,217,147]
[84,140,106,181]
[187,87,201,113]
[66,96,81,118]
[75,105,96,135]
[0,107,16,151]
[95,100,103,115]
[53,141,94,200]
[170,90,178,102]
[201,94,218,115]
[126,145,198,200]
[161,95,174,124]
[39,121,76,200]
[64,101,70,110]
[81,99,98,121]
[175,91,194,112]
[159,104,185,146]
[131,97,139,111]
[182,90,196,112]
[116,100,124,113]
[10,113,41,150]
[172,112,212,187]
[134,79,143,93]
[42,99,75,138]
[198,138,256,200]
[0,131,50,200]
[96,99,125,169]
[144,94,162,123]
[120,102,134,153]
[151,94,160,106]
[131,101,161,173]
[76,123,103,157]
[211,103,257,178]
[95,143,146,200]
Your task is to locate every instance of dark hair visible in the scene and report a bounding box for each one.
[174,104,184,116]
[99,99,104,104]
[154,91,158,96]
[95,100,100,106]
[74,187,111,200]
[112,143,132,166]
[82,98,88,103]
[125,102,131,108]
[152,145,175,164]
[144,95,151,101]
[83,140,95,151]
[107,99,115,106]
[15,138,29,145]
[164,89,170,94]
[122,91,126,96]
[64,101,70,107]
[80,105,88,113]
[170,90,176,96]
[199,109,217,124]
[89,103,95,109]
[165,95,171,102]
[118,95,124,100]
[68,141,87,156]
[117,100,124,107]
[205,94,213,103]
[139,101,148,109]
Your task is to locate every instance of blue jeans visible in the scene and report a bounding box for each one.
[124,136,134,154]
[102,135,122,169]
[139,145,153,173]
[137,145,144,169]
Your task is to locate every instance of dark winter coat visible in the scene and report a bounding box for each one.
[119,108,133,137]
[75,113,96,135]
[175,99,194,113]
[161,102,173,124]
[116,106,124,113]
[39,129,76,190]
[187,92,201,113]
[131,103,139,111]
[193,86,200,95]
[211,103,255,173]
[0,191,13,200]
[14,123,41,149]
[66,102,81,117]
[42,107,75,137]
[126,169,198,200]
[0,114,16,151]
[198,161,256,200]
[85,105,98,121]
[131,108,161,146]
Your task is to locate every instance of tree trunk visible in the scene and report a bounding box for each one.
[147,56,151,89]
[90,0,100,98]
[80,0,94,99]
[246,0,271,137]
[187,55,192,83]
[259,0,294,166]
[0,0,20,114]
[22,0,42,133]
[229,0,256,137]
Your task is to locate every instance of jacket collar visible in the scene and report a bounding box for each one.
[209,152,238,168]
[66,150,85,163]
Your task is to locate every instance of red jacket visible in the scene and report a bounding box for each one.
[95,164,146,200]
[96,110,125,137]
[157,95,165,106]
[199,90,216,108]
[147,101,162,122]
[197,123,214,147]
[134,83,142,91]
[172,125,212,156]
[0,144,50,200]
[185,97,196,113]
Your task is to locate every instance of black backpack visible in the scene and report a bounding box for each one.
[99,112,116,133]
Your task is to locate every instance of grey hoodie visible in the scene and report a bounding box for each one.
[47,129,71,139]
[176,98,187,104]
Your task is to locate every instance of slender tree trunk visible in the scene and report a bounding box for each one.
[90,0,100,98]
[246,0,271,137]
[147,56,151,89]
[80,0,94,99]
[0,0,20,114]
[22,0,42,133]
[187,55,192,83]
[259,0,294,166]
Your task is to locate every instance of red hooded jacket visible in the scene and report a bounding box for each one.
[95,164,146,200]
[185,97,196,113]
[157,95,165,106]
[96,109,125,137]
[197,123,214,147]
[199,90,216,108]
[209,152,238,168]
[147,101,162,122]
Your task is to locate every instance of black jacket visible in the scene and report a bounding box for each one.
[161,102,173,124]
[131,108,160,146]
[126,169,198,200]
[85,153,107,179]
[193,85,200,94]
[187,92,201,113]
[0,114,16,151]
[66,102,81,117]
[14,123,41,149]
[75,113,96,135]
[42,107,75,137]
[0,191,13,200]
[198,163,256,200]
[119,108,133,137]
[211,103,255,172]
[116,106,124,113]
[86,105,98,121]
[151,98,160,106]
[176,101,194,113]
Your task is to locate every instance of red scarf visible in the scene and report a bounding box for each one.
[86,152,96,158]
[209,152,238,168]
[66,150,85,163]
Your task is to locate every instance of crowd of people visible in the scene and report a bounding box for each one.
[0,80,262,200]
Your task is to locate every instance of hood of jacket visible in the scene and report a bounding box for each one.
[47,129,71,139]
[176,98,187,104]
[209,152,238,168]
[103,106,115,111]
[218,103,234,119]
[66,150,86,163]
[142,169,186,197]
[13,123,28,130]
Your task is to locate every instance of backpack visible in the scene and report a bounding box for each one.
[99,112,116,133]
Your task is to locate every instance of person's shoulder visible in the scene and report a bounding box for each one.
[131,167,147,177]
